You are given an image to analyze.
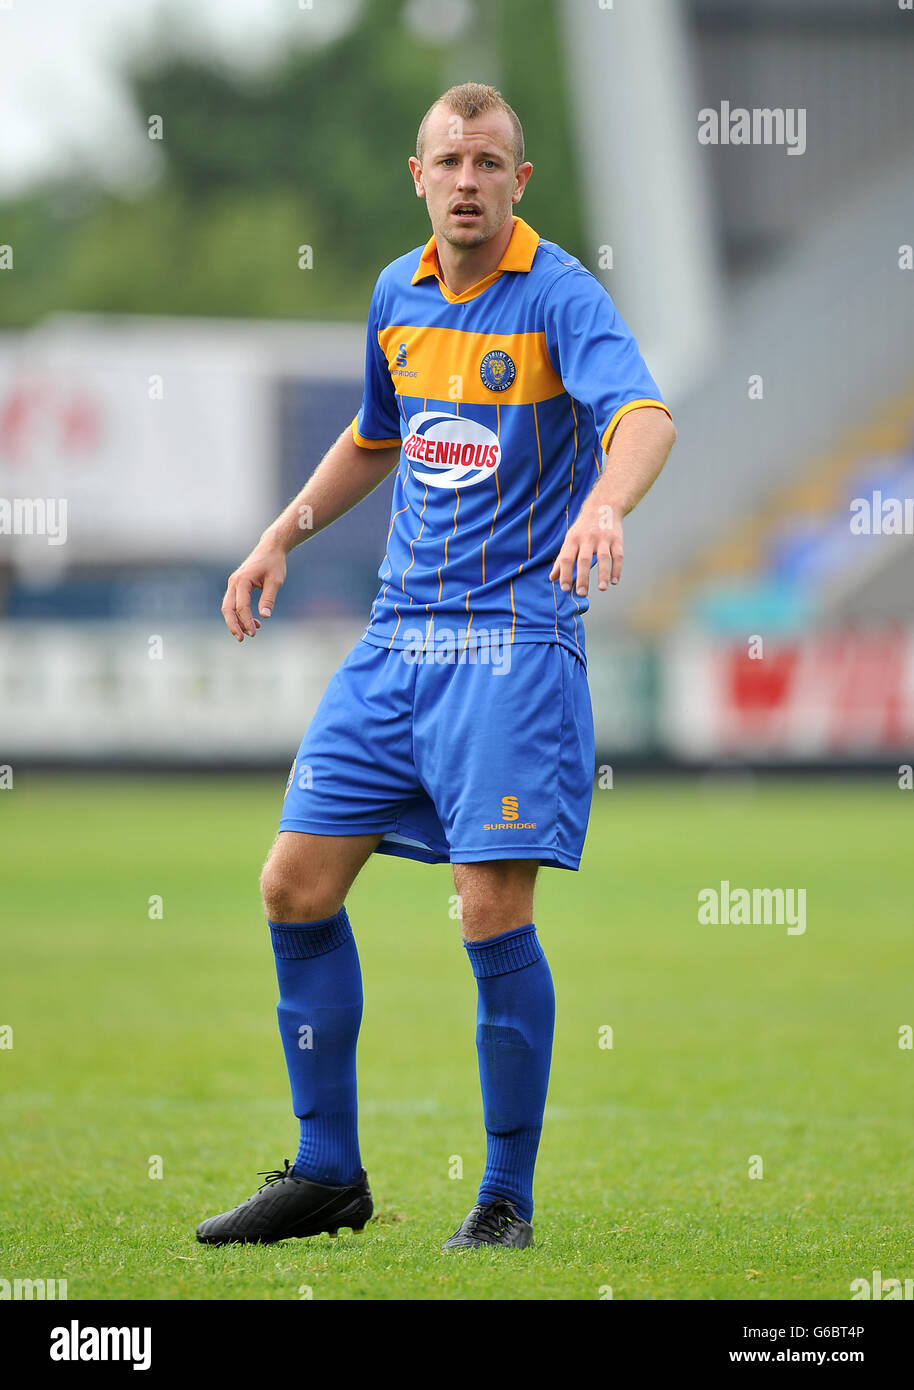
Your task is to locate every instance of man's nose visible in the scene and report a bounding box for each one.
[455,160,479,187]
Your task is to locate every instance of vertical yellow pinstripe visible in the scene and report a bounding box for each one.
[456,398,477,641]
[511,400,544,645]
[567,399,582,658]
[527,401,543,561]
[438,492,460,601]
[422,394,430,642]
[366,394,408,632]
[391,479,429,645]
[437,397,460,602]
[382,395,414,647]
[481,401,502,586]
[401,482,429,587]
[369,474,409,632]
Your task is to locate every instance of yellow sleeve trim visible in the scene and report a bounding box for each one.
[351,416,401,450]
[601,399,673,454]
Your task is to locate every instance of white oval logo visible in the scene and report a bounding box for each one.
[403,410,501,489]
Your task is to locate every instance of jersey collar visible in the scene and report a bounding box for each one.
[410,215,540,303]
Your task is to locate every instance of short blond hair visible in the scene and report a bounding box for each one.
[416,83,524,167]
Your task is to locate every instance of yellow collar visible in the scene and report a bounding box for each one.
[410,216,540,303]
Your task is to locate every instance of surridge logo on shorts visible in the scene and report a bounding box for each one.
[484,794,537,832]
[403,410,501,489]
[480,349,516,392]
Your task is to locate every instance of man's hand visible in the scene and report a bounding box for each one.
[549,406,675,598]
[549,500,622,597]
[219,426,401,643]
[221,542,287,641]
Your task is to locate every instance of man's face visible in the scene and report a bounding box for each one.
[409,105,532,251]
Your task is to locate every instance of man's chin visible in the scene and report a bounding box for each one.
[437,221,493,250]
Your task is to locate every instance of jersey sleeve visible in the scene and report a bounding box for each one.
[543,270,672,455]
[351,279,403,449]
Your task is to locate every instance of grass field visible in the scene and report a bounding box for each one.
[2,774,912,1301]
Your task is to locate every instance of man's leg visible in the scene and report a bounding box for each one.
[451,859,554,1237]
[260,830,380,1186]
[196,831,380,1244]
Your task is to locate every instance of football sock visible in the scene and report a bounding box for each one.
[463,923,555,1223]
[268,907,363,1188]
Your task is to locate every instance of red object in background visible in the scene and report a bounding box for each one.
[59,394,100,454]
[0,382,43,462]
[719,628,913,750]
[726,645,799,711]
[0,378,101,463]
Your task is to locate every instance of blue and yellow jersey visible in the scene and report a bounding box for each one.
[352,215,670,664]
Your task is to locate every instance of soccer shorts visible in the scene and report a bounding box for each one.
[278,637,595,870]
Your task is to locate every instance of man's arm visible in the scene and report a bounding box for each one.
[221,426,400,641]
[549,405,676,597]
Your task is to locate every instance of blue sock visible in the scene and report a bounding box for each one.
[269,907,363,1188]
[463,924,555,1224]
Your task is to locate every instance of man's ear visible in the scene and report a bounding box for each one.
[408,155,425,198]
[511,161,533,204]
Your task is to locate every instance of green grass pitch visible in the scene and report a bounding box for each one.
[1,773,911,1301]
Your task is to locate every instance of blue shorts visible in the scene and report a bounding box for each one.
[278,638,595,870]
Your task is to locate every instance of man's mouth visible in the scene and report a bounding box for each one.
[450,203,482,221]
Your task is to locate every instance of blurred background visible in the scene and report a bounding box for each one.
[1,0,913,771]
[3,0,914,1307]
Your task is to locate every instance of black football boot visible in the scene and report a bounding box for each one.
[196,1160,373,1246]
[442,1197,534,1250]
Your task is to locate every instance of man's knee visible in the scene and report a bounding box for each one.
[454,859,539,941]
[259,832,378,923]
[259,850,341,924]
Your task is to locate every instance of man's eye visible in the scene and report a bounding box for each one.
[482,160,496,168]
[442,158,456,166]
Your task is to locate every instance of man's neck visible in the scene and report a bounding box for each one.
[434,216,516,296]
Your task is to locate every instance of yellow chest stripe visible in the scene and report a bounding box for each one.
[378,325,564,407]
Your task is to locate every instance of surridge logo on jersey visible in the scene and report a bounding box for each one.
[480,349,516,392]
[391,342,417,379]
[502,795,519,821]
[403,410,501,489]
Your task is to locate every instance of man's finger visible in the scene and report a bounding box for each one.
[550,539,574,592]
[221,585,245,641]
[596,541,611,591]
[233,578,257,636]
[609,535,624,585]
[574,544,593,597]
[259,577,281,618]
[557,551,574,592]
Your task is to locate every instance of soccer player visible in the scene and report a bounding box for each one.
[197,83,675,1250]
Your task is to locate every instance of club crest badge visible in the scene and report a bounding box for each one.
[480,349,516,392]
